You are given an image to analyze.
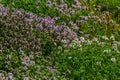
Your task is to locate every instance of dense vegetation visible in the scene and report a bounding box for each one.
[0,0,120,80]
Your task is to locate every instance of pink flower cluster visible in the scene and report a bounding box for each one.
[0,4,78,51]
[36,16,77,44]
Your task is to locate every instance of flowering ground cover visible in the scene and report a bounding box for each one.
[0,0,120,80]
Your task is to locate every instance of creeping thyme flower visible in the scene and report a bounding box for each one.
[22,66,28,71]
[80,16,88,21]
[43,76,47,80]
[8,73,13,80]
[96,61,101,66]
[98,18,102,23]
[0,73,4,79]
[97,42,105,46]
[101,36,109,40]
[96,5,101,11]
[23,77,29,80]
[76,20,84,24]
[113,41,120,46]
[61,39,67,44]
[79,37,85,42]
[70,10,75,15]
[6,55,11,60]
[29,61,35,66]
[74,0,78,3]
[0,2,120,79]
[103,11,109,16]
[46,0,51,8]
[66,69,71,74]
[53,2,57,7]
[109,19,114,24]
[112,44,118,50]
[36,24,43,30]
[61,0,64,3]
[111,58,116,62]
[92,37,98,42]
[81,6,87,10]
[86,40,92,45]
[110,35,115,41]
[103,50,111,53]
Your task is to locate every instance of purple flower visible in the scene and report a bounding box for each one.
[50,19,55,24]
[72,4,77,8]
[71,32,77,38]
[0,5,3,10]
[54,26,61,31]
[76,20,84,24]
[62,31,67,37]
[103,11,109,16]
[43,76,47,80]
[70,10,75,15]
[27,12,37,19]
[97,5,101,11]
[55,32,60,36]
[44,16,53,27]
[73,25,79,30]
[29,61,35,66]
[22,61,27,65]
[57,36,61,41]
[81,6,87,10]
[26,18,34,24]
[44,29,49,34]
[3,8,8,16]
[16,10,22,15]
[80,16,88,20]
[8,73,13,80]
[53,2,57,7]
[98,19,102,23]
[36,24,43,30]
[46,0,51,8]
[74,0,78,3]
